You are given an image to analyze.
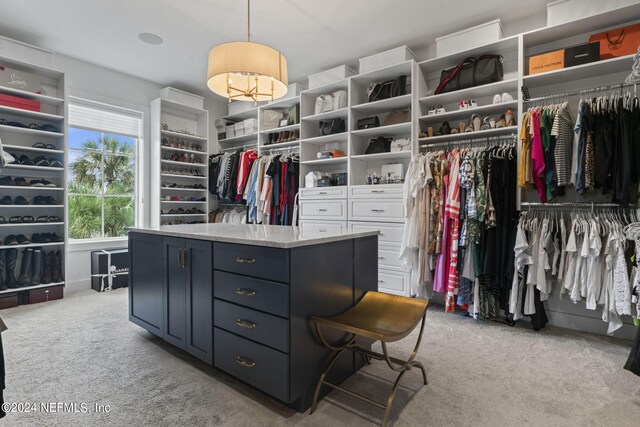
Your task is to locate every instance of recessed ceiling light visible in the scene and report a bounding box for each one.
[138,32,163,45]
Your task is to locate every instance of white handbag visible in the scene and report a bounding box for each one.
[390,138,411,152]
[314,90,347,115]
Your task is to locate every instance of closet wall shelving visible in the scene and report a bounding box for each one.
[150,98,209,226]
[0,54,67,296]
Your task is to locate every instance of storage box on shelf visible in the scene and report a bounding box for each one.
[150,96,209,227]
[0,54,67,301]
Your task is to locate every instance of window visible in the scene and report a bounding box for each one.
[67,99,142,240]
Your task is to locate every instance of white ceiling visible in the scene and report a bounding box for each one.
[0,0,550,100]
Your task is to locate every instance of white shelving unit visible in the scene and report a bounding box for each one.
[0,53,67,296]
[150,97,209,226]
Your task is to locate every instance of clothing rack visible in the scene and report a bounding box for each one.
[420,135,516,151]
[522,82,637,104]
[261,144,300,154]
[520,202,636,212]
[217,143,257,154]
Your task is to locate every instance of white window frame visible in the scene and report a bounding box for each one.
[67,97,143,244]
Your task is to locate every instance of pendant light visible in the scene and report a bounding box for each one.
[207,0,288,103]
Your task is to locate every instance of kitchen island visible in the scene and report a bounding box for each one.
[128,224,378,411]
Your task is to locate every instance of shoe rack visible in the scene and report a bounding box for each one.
[150,97,209,226]
[0,54,67,296]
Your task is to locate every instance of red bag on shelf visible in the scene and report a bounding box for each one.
[589,24,640,59]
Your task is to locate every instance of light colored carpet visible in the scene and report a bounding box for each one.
[0,289,639,427]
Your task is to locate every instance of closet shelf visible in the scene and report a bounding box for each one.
[221,107,259,122]
[0,281,65,295]
[260,123,299,134]
[3,144,64,154]
[351,94,412,113]
[351,151,412,161]
[522,54,636,89]
[160,160,207,167]
[301,157,347,165]
[0,185,64,191]
[160,213,207,217]
[419,101,518,124]
[3,164,64,172]
[261,140,300,150]
[300,133,348,146]
[160,187,207,192]
[160,129,207,142]
[160,145,206,156]
[0,241,64,250]
[160,173,207,180]
[351,122,412,138]
[160,200,207,204]
[0,124,64,138]
[419,79,519,107]
[0,105,64,121]
[301,107,349,122]
[418,126,517,144]
[0,222,64,228]
[0,86,64,105]
[219,132,259,144]
[261,96,300,109]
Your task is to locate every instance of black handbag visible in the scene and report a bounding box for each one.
[364,136,392,154]
[357,116,380,130]
[319,118,346,136]
[368,75,407,102]
[434,55,503,95]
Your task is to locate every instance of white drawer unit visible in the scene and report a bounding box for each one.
[349,221,404,246]
[299,186,348,200]
[377,269,411,296]
[349,184,403,199]
[299,199,347,221]
[349,200,405,222]
[377,246,406,271]
[299,220,348,236]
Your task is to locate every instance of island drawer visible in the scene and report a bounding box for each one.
[214,270,289,318]
[215,327,289,403]
[214,300,289,353]
[214,242,289,283]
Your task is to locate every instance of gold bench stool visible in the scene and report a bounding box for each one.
[310,291,429,426]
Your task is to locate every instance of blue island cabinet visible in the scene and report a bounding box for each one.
[128,230,377,412]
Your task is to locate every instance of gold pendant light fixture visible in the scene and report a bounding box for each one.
[207,0,288,103]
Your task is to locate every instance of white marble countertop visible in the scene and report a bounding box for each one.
[129,224,379,248]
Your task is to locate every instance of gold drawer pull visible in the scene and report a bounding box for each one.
[235,288,256,297]
[235,319,257,329]
[235,356,256,368]
[235,257,256,264]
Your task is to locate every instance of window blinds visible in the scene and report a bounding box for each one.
[68,97,142,138]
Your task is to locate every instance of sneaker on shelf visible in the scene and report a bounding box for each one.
[0,176,14,186]
[435,105,446,114]
[427,106,436,116]
[14,177,28,186]
[459,100,468,110]
[492,94,502,104]
[469,99,478,108]
[502,92,514,103]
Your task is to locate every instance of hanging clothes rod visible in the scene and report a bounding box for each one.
[420,134,516,150]
[522,82,636,103]
[520,202,635,209]
[261,144,300,153]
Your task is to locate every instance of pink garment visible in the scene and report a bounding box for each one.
[530,110,547,202]
[433,174,450,294]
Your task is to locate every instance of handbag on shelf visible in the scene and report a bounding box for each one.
[319,118,346,136]
[368,75,407,103]
[357,116,380,130]
[589,24,640,60]
[383,110,411,126]
[390,138,411,152]
[314,90,348,115]
[434,55,503,95]
[364,136,392,154]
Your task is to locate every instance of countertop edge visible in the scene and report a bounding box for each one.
[128,227,379,248]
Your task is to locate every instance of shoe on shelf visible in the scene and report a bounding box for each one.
[502,92,514,103]
[17,248,33,286]
[0,196,12,205]
[459,121,466,133]
[3,235,18,246]
[436,105,446,114]
[505,108,515,126]
[16,234,30,245]
[427,106,436,116]
[49,158,63,168]
[484,117,496,129]
[471,114,481,132]
[493,94,502,104]
[52,250,64,283]
[14,196,28,205]
[438,122,451,135]
[496,115,507,128]
[41,251,53,284]
[459,100,468,110]
[469,99,478,108]
[30,248,43,286]
[14,177,28,186]
[0,176,14,186]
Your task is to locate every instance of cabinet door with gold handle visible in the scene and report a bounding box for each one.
[235,288,256,297]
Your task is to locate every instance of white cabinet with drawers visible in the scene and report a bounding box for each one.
[299,220,348,237]
[299,200,347,221]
